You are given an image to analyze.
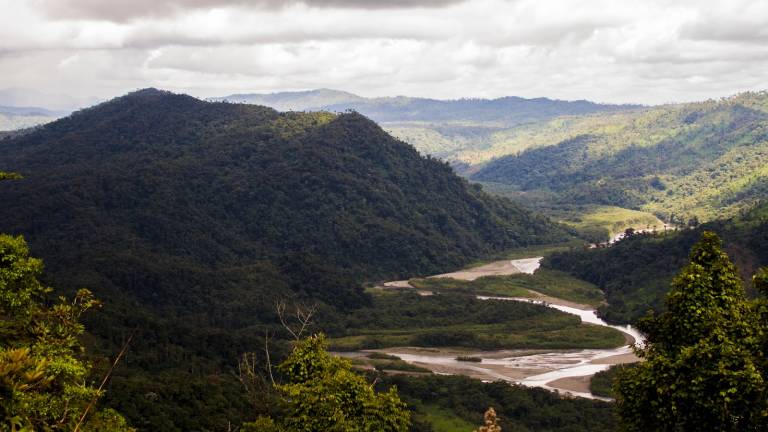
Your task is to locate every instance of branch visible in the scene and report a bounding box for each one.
[74,328,137,432]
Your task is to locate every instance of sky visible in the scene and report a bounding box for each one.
[1,0,768,108]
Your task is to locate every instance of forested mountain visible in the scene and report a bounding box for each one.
[472,92,768,221]
[544,201,768,324]
[214,89,638,160]
[0,88,570,429]
[215,89,633,124]
[218,89,768,225]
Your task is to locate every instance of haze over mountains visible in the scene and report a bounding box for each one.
[213,89,637,125]
[214,89,639,161]
[0,105,65,131]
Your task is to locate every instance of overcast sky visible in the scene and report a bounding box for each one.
[1,0,767,107]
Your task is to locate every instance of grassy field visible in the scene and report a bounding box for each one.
[408,268,605,307]
[329,291,624,351]
[408,276,531,297]
[331,319,624,351]
[413,404,476,432]
[559,205,665,240]
[349,353,433,374]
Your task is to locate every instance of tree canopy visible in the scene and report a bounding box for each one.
[243,334,410,432]
[0,90,570,428]
[614,231,768,431]
[0,234,132,431]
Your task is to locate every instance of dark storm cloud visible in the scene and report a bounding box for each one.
[34,0,466,22]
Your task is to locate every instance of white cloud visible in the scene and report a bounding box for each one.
[1,0,767,106]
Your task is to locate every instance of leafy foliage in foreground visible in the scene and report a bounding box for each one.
[614,232,768,431]
[0,234,132,431]
[0,89,569,429]
[243,334,410,432]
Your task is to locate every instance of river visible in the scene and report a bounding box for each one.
[379,257,644,400]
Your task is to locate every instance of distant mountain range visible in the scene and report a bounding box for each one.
[0,87,97,111]
[0,87,100,131]
[212,89,639,160]
[213,89,637,124]
[10,86,767,223]
[0,104,66,131]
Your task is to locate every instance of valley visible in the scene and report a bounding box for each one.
[5,1,768,431]
[227,89,768,241]
[349,256,641,400]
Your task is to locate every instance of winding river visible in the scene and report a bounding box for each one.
[380,257,644,400]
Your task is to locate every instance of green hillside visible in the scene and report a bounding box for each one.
[472,92,768,221]
[0,89,572,429]
[544,201,768,324]
[215,89,637,161]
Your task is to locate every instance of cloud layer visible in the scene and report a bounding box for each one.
[2,0,767,106]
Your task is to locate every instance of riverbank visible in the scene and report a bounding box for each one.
[369,256,643,399]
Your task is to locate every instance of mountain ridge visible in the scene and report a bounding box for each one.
[471,91,768,221]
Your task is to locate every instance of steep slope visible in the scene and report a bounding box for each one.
[0,89,570,429]
[472,92,768,221]
[214,89,639,161]
[0,89,566,304]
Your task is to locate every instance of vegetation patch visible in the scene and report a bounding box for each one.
[408,268,604,307]
[385,374,619,432]
[411,404,477,432]
[329,292,625,351]
[559,205,665,242]
[590,364,636,399]
[455,356,482,362]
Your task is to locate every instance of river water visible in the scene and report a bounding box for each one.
[383,258,644,399]
[477,295,643,399]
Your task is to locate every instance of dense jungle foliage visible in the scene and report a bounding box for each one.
[544,201,768,324]
[0,233,133,431]
[382,374,619,432]
[614,233,768,430]
[0,89,571,430]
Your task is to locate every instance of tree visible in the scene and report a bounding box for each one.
[0,172,21,181]
[474,407,502,432]
[0,234,133,431]
[242,334,410,432]
[614,232,768,431]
